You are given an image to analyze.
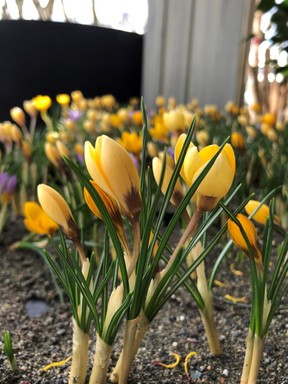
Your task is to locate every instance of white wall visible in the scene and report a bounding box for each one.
[142,0,255,110]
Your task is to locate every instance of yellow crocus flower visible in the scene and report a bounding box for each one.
[23,201,59,235]
[23,100,37,117]
[32,95,52,112]
[152,157,184,207]
[231,132,245,150]
[37,184,79,241]
[84,135,142,219]
[84,180,123,230]
[244,200,280,226]
[149,120,168,142]
[175,134,236,211]
[227,213,262,266]
[117,131,142,156]
[44,142,62,168]
[261,113,276,126]
[163,110,185,132]
[10,107,26,128]
[56,93,70,107]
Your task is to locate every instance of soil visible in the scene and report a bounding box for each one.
[0,217,287,384]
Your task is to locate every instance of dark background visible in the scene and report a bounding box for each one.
[0,20,143,121]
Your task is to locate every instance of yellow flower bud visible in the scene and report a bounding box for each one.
[21,139,32,159]
[152,156,184,207]
[147,142,158,158]
[32,95,52,112]
[83,120,96,134]
[56,140,70,158]
[10,107,26,127]
[266,129,278,142]
[175,134,236,211]
[64,119,77,132]
[163,110,185,132]
[37,184,79,240]
[250,103,261,113]
[86,109,98,122]
[244,200,280,226]
[155,95,166,107]
[84,180,123,230]
[10,124,23,143]
[231,132,245,150]
[45,131,59,144]
[44,142,62,168]
[196,130,209,147]
[101,94,116,109]
[227,213,262,266]
[246,126,257,139]
[132,110,143,126]
[23,201,59,235]
[23,100,37,117]
[261,113,276,126]
[56,93,70,107]
[118,131,142,155]
[168,97,176,110]
[84,135,141,219]
[71,90,83,104]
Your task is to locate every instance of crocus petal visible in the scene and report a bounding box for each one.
[152,157,183,206]
[85,135,141,218]
[37,184,77,239]
[23,201,59,235]
[174,133,194,163]
[227,214,262,265]
[193,153,234,198]
[182,146,202,187]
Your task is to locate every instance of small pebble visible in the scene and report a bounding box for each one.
[172,341,178,347]
[222,368,229,377]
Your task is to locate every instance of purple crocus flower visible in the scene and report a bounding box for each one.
[0,172,17,197]
[68,109,83,122]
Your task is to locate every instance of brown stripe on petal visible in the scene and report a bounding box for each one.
[171,189,183,207]
[64,216,80,242]
[85,181,124,230]
[124,185,142,219]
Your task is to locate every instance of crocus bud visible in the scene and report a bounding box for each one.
[32,95,52,112]
[56,140,70,158]
[37,184,79,241]
[231,132,245,150]
[10,124,23,143]
[56,93,70,107]
[44,142,63,168]
[84,135,142,220]
[175,134,236,211]
[244,200,280,226]
[10,107,26,128]
[23,201,59,235]
[152,157,184,207]
[84,181,123,231]
[23,100,37,117]
[163,110,185,132]
[227,214,262,267]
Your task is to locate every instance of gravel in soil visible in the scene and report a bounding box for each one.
[0,218,287,383]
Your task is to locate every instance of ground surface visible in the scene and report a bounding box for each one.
[0,217,287,384]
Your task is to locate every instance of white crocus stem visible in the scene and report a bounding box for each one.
[69,319,89,384]
[241,328,254,384]
[110,314,149,383]
[118,317,141,384]
[247,334,265,384]
[89,335,112,384]
[191,242,222,356]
